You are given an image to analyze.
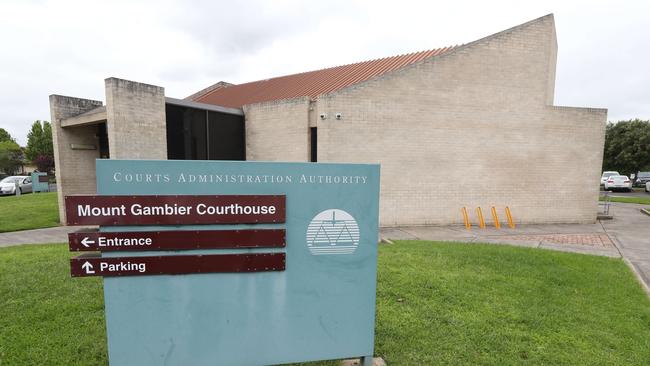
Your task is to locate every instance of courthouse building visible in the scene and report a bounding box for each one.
[50,14,607,226]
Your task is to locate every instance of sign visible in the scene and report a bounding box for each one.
[70,253,285,277]
[93,159,379,366]
[65,194,285,225]
[31,172,49,193]
[68,229,285,251]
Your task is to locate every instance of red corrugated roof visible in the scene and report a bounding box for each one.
[192,46,457,108]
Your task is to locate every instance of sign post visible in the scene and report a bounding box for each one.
[67,159,380,366]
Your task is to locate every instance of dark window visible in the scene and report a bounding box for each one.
[310,127,317,162]
[208,111,245,160]
[97,123,109,158]
[166,105,244,160]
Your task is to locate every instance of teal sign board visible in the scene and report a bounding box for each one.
[95,159,380,366]
[31,172,49,192]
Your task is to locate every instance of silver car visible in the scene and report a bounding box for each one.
[0,176,32,195]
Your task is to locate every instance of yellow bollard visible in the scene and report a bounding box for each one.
[476,207,485,229]
[461,207,471,229]
[491,206,501,229]
[505,206,515,229]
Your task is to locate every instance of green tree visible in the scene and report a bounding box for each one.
[25,120,54,171]
[602,119,650,176]
[0,128,13,143]
[42,121,53,156]
[0,140,23,175]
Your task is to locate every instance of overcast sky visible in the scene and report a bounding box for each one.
[0,0,648,145]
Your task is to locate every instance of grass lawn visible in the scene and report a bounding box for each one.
[2,242,650,365]
[0,192,59,232]
[614,196,650,205]
[599,195,650,205]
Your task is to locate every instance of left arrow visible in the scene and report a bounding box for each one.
[81,237,95,247]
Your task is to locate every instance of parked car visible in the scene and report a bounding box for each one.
[635,172,650,187]
[601,171,619,186]
[0,176,32,195]
[604,175,632,192]
[646,181,650,193]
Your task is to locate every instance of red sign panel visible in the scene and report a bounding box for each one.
[65,195,285,226]
[68,229,286,252]
[70,253,285,277]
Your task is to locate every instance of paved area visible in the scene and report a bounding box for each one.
[603,188,649,199]
[0,225,93,248]
[499,233,613,247]
[381,221,621,257]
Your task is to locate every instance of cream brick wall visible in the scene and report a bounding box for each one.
[105,78,167,159]
[244,97,310,161]
[49,95,103,223]
[312,14,607,226]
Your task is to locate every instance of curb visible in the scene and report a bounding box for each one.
[640,208,650,217]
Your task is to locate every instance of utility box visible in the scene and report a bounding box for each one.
[31,172,49,192]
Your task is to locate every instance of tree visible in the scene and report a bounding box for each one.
[33,155,54,173]
[0,128,13,143]
[0,140,23,175]
[25,120,54,172]
[43,122,53,156]
[602,119,650,176]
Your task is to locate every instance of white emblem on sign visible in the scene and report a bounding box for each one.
[306,209,360,255]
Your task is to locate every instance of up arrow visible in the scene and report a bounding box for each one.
[81,237,95,248]
[81,261,95,274]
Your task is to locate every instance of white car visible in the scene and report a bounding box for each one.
[603,175,632,192]
[601,171,620,186]
[0,176,32,195]
[646,181,650,193]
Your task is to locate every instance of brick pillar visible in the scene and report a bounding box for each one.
[49,95,103,224]
[105,78,167,159]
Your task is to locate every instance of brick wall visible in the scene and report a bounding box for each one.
[105,78,167,159]
[244,97,310,161]
[313,14,607,226]
[49,95,103,223]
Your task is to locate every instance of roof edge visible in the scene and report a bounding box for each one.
[166,97,243,116]
[186,81,235,101]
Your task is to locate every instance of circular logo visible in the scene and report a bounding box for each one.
[306,209,360,255]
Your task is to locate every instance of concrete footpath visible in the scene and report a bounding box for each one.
[0,225,92,248]
[0,204,648,292]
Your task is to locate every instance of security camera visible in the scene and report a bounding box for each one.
[335,113,342,120]
[319,113,327,120]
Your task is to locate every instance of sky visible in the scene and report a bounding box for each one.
[0,0,648,145]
